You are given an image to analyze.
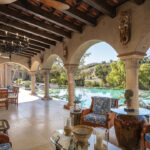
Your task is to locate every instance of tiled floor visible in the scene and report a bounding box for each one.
[0,89,118,150]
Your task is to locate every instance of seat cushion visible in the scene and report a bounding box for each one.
[92,97,111,115]
[111,98,117,108]
[145,132,150,142]
[84,113,106,125]
[0,143,11,150]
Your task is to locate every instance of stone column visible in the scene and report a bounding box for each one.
[121,55,144,110]
[30,71,37,95]
[42,69,51,100]
[64,64,78,110]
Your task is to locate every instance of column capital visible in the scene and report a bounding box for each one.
[118,52,145,61]
[64,64,78,72]
[30,71,36,76]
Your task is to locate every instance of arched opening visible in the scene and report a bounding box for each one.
[37,54,67,100]
[0,62,30,88]
[138,47,150,108]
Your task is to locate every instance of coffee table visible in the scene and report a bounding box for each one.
[50,129,121,150]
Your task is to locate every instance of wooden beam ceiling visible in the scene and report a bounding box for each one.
[55,0,96,26]
[0,16,67,42]
[17,54,31,58]
[83,0,116,17]
[28,48,41,53]
[0,24,55,46]
[0,7,63,42]
[11,1,82,32]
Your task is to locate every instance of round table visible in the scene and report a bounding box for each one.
[111,106,150,150]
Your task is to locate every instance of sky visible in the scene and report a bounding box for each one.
[84,42,118,65]
[84,42,150,65]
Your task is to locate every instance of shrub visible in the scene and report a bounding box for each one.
[16,78,22,84]
[92,81,99,87]
[50,79,58,84]
[24,81,30,88]
[99,80,104,87]
[84,81,92,87]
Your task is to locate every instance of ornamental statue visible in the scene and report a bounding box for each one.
[119,11,131,45]
[124,89,134,112]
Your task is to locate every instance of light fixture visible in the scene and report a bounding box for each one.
[0,31,29,60]
[0,0,16,4]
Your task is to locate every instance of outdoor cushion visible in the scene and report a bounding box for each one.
[111,98,116,108]
[84,113,106,125]
[0,143,11,150]
[145,132,150,142]
[92,97,110,115]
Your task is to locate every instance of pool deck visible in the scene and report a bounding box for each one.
[0,88,118,150]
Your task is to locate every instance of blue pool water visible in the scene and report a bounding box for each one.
[37,88,150,108]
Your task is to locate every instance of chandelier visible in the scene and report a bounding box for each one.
[0,31,29,59]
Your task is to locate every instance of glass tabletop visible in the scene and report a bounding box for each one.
[111,106,150,116]
[50,129,121,150]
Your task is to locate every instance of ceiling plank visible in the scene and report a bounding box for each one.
[0,24,55,46]
[83,0,116,17]
[0,16,67,42]
[134,0,145,5]
[11,1,81,32]
[56,0,96,26]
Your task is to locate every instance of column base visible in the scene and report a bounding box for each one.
[42,96,52,100]
[64,104,74,110]
[30,92,37,96]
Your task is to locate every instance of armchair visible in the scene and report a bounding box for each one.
[141,124,150,150]
[80,97,118,130]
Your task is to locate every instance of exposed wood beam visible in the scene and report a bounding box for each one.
[28,48,41,53]
[17,54,31,58]
[21,52,34,57]
[23,50,37,55]
[56,0,96,26]
[0,6,68,41]
[11,1,81,32]
[0,16,67,43]
[83,0,116,17]
[0,8,62,42]
[28,40,49,49]
[0,24,55,46]
[29,44,45,51]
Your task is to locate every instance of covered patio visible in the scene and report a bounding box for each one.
[0,0,149,149]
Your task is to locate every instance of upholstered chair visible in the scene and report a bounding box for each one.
[80,97,118,135]
[141,124,150,150]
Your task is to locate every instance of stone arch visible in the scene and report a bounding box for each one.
[43,54,64,69]
[69,40,118,65]
[31,61,40,72]
[0,61,30,71]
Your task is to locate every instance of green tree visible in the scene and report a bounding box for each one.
[106,60,126,88]
[139,63,150,90]
[95,64,110,83]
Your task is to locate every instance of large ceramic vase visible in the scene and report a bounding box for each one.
[114,114,146,150]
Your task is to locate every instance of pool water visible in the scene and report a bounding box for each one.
[37,88,150,108]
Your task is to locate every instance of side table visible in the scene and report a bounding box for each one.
[70,110,82,126]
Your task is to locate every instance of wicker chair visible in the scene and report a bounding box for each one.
[80,97,118,135]
[8,86,19,106]
[141,124,150,150]
[0,89,8,110]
